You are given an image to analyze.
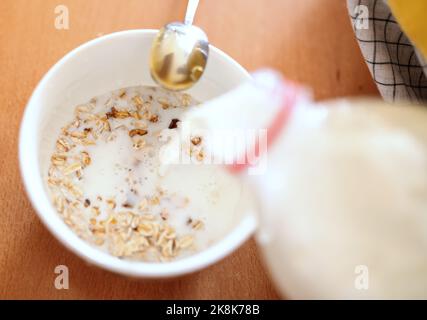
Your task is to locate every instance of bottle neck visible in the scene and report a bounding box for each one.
[225,79,302,175]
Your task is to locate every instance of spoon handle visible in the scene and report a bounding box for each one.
[184,0,200,25]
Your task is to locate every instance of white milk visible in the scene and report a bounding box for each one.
[47,86,250,261]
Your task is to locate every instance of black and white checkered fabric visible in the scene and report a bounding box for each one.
[347,0,427,103]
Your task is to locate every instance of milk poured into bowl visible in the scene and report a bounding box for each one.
[46,85,248,262]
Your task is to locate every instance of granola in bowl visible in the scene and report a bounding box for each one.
[46,86,242,262]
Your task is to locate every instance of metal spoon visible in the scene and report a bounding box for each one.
[150,0,209,91]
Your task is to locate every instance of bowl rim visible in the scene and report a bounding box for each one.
[19,29,257,278]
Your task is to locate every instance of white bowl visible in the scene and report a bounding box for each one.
[19,29,257,278]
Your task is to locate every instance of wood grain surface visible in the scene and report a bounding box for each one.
[0,0,378,299]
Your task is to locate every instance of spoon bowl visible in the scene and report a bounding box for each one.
[150,22,209,91]
[150,0,209,91]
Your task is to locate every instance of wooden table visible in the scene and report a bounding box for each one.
[0,0,378,299]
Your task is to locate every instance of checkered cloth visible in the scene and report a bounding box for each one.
[347,0,427,103]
